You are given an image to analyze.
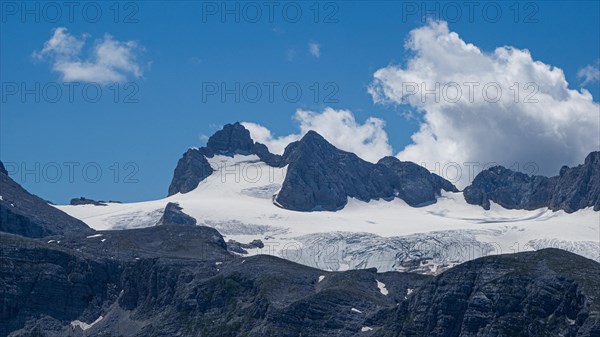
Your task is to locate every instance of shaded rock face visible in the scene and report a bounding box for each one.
[0,161,92,238]
[168,148,214,196]
[549,151,600,212]
[275,131,458,211]
[378,156,459,207]
[69,197,107,206]
[377,249,600,337]
[0,225,232,337]
[4,228,599,337]
[464,151,600,212]
[0,234,123,337]
[156,202,197,226]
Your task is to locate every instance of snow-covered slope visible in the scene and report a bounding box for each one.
[56,154,600,274]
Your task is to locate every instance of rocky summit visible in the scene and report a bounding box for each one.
[464,151,600,212]
[274,131,458,211]
[168,123,458,211]
[168,123,283,196]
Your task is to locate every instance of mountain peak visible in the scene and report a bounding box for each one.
[302,129,324,140]
[275,130,457,211]
[464,151,600,212]
[206,122,254,155]
[299,130,335,147]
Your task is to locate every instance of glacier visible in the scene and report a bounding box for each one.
[55,154,600,275]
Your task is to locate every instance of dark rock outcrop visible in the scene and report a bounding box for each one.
[0,233,122,337]
[377,249,600,337]
[3,227,599,337]
[156,202,197,226]
[464,151,600,212]
[378,156,459,207]
[226,238,265,254]
[168,148,214,196]
[274,131,458,211]
[549,151,600,212]
[69,197,107,206]
[0,161,92,238]
[0,226,423,337]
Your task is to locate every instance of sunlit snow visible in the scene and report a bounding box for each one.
[56,154,600,274]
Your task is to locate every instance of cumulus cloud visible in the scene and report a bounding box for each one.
[33,27,144,84]
[369,20,600,188]
[578,61,600,86]
[242,108,392,163]
[308,41,321,58]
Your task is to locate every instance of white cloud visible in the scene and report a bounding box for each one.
[308,41,321,58]
[33,27,144,84]
[578,61,600,86]
[368,20,600,188]
[242,108,393,163]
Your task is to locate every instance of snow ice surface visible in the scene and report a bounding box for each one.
[56,155,600,274]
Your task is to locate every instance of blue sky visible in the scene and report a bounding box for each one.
[1,1,599,204]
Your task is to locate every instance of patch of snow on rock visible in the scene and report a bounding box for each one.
[376,280,388,296]
[70,315,103,331]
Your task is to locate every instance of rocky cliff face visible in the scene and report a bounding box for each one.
[549,151,600,212]
[2,227,598,337]
[377,248,600,337]
[167,148,214,196]
[0,161,92,238]
[274,131,458,211]
[464,151,600,212]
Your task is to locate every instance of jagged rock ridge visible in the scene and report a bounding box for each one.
[464,151,600,213]
[274,131,458,211]
[168,123,458,211]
